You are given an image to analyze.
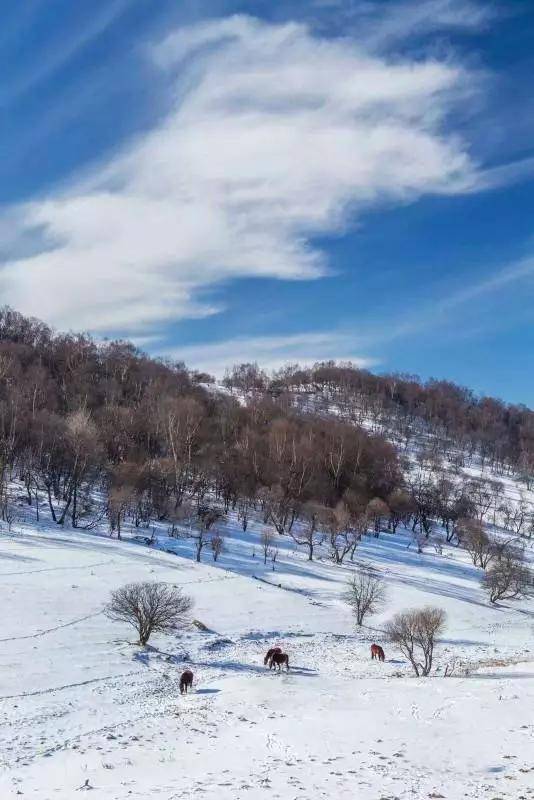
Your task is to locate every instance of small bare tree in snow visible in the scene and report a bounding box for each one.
[483,550,532,604]
[408,529,427,554]
[260,529,276,565]
[105,581,193,646]
[458,518,496,569]
[188,506,224,563]
[210,533,225,562]
[344,567,386,626]
[108,485,134,540]
[0,488,17,532]
[385,606,446,676]
[325,502,358,564]
[287,502,324,561]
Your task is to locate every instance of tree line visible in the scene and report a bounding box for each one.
[223,361,534,483]
[0,308,401,541]
[2,307,533,567]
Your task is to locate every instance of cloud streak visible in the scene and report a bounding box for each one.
[1,0,130,108]
[165,331,376,376]
[0,11,482,335]
[355,0,495,49]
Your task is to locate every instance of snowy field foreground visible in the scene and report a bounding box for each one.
[1,520,534,800]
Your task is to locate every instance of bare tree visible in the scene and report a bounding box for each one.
[458,518,496,569]
[104,581,193,645]
[325,502,358,565]
[188,506,224,563]
[260,529,276,565]
[344,567,386,625]
[107,484,134,540]
[366,497,390,537]
[287,502,324,561]
[466,479,496,523]
[210,533,225,562]
[483,552,532,604]
[385,606,446,676]
[408,529,427,554]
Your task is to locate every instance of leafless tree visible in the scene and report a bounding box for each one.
[287,502,324,561]
[107,484,135,539]
[323,502,359,564]
[260,529,276,565]
[385,606,446,676]
[366,497,390,537]
[466,479,496,523]
[210,534,225,562]
[483,551,532,604]
[344,567,386,625]
[0,488,17,531]
[188,506,224,562]
[408,529,427,554]
[499,497,531,536]
[387,488,415,534]
[458,518,496,569]
[104,581,193,645]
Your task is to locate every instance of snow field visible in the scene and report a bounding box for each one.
[0,509,534,799]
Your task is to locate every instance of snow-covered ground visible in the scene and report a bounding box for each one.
[1,506,534,800]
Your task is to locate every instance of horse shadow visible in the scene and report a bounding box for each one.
[191,658,319,677]
[283,666,318,677]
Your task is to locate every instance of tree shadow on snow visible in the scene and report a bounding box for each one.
[439,637,491,647]
[385,572,493,609]
[242,630,315,641]
[132,645,190,668]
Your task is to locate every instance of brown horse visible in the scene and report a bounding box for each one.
[371,644,385,662]
[263,646,282,666]
[269,651,289,671]
[179,669,194,694]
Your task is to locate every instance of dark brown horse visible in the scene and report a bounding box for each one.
[269,651,289,671]
[179,669,194,694]
[371,644,385,662]
[263,646,282,666]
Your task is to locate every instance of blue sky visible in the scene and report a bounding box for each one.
[1,0,534,403]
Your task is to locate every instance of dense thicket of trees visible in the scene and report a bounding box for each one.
[224,361,534,480]
[0,309,402,539]
[2,308,533,556]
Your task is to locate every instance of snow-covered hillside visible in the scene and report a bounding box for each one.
[1,506,534,799]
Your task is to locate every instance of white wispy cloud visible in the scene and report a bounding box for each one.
[166,331,376,376]
[171,253,534,375]
[352,0,495,49]
[1,0,130,106]
[355,254,534,346]
[0,10,483,335]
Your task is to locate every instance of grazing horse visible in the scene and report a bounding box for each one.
[263,646,282,666]
[371,644,385,662]
[179,669,194,694]
[269,651,290,671]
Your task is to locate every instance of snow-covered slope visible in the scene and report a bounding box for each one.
[1,510,534,799]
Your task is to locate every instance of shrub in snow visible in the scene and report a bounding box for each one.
[385,606,446,676]
[344,567,386,626]
[483,551,532,604]
[458,518,496,569]
[105,581,193,646]
[210,534,225,561]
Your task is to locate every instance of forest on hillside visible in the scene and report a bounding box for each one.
[224,362,534,480]
[0,307,533,550]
